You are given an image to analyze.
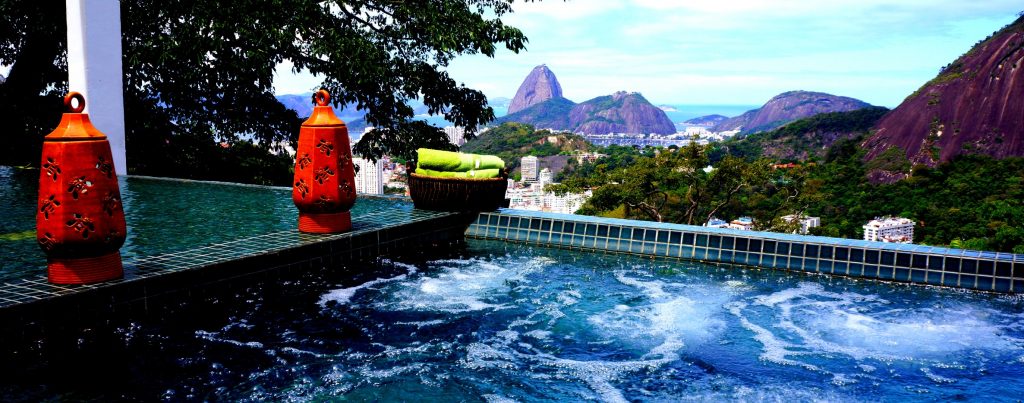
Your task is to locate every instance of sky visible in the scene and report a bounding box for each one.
[274,1,1024,108]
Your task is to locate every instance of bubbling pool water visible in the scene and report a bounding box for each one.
[3,240,1023,401]
[306,243,1024,401]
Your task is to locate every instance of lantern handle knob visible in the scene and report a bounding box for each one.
[64,92,85,113]
[314,89,330,106]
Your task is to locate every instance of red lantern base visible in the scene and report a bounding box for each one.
[47,252,124,285]
[298,211,352,233]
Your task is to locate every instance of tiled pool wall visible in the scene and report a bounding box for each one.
[467,209,1024,293]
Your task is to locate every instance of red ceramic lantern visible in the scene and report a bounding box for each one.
[292,89,357,233]
[36,92,127,284]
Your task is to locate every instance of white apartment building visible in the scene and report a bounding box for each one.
[521,156,539,183]
[575,152,606,165]
[353,157,384,195]
[443,125,466,147]
[729,217,754,231]
[863,216,915,243]
[782,214,821,235]
[538,168,553,187]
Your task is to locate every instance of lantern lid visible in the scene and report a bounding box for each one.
[44,92,107,141]
[302,89,346,127]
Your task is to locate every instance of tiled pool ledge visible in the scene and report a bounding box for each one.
[467,209,1024,293]
[0,197,474,341]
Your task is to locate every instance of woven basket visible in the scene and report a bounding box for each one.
[408,172,508,212]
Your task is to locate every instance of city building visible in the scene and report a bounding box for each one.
[705,218,729,228]
[863,216,915,243]
[353,157,384,195]
[521,156,539,183]
[443,126,466,147]
[506,185,591,214]
[575,151,606,165]
[729,217,754,231]
[782,214,821,235]
[538,168,553,187]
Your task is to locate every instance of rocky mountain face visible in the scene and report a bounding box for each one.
[864,15,1024,167]
[719,107,890,161]
[684,114,728,126]
[494,97,576,130]
[507,65,564,114]
[712,91,872,134]
[568,91,676,135]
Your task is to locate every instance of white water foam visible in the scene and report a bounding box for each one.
[731,281,1024,376]
[318,274,408,307]
[374,256,555,314]
[194,330,265,349]
[318,259,422,307]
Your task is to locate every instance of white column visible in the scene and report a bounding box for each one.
[66,0,127,175]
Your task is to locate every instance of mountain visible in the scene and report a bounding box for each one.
[568,91,676,135]
[712,91,872,134]
[508,65,564,114]
[715,107,890,161]
[684,114,728,126]
[275,93,366,122]
[864,15,1024,167]
[494,97,576,130]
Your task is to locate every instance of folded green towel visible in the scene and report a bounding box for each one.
[416,168,502,179]
[417,148,505,172]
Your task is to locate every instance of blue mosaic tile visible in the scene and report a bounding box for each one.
[879,266,894,279]
[997,261,1012,277]
[942,273,959,287]
[895,268,911,282]
[820,245,834,259]
[928,256,944,271]
[834,261,848,275]
[835,247,849,261]
[945,257,961,273]
[849,263,863,276]
[735,237,748,252]
[960,275,976,288]
[805,244,819,258]
[865,250,879,264]
[911,255,927,269]
[696,234,708,247]
[995,278,1011,292]
[850,248,864,263]
[721,250,734,263]
[978,260,995,276]
[926,271,943,285]
[977,276,994,291]
[911,270,927,283]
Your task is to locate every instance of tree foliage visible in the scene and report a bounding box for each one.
[0,0,527,183]
[461,122,593,171]
[555,141,805,226]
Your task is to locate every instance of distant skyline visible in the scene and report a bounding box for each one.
[273,1,1023,108]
